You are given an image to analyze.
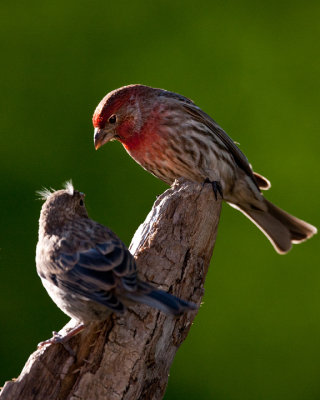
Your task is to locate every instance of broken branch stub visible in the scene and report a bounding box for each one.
[0,179,221,400]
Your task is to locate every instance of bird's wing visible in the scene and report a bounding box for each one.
[55,240,137,311]
[182,102,259,187]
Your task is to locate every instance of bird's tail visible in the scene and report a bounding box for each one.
[236,199,317,254]
[126,281,198,315]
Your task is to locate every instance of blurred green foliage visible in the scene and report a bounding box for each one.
[0,1,319,399]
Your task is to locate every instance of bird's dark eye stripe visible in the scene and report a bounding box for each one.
[79,199,84,206]
[108,114,117,124]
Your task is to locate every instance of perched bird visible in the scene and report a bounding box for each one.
[36,182,196,345]
[93,84,317,254]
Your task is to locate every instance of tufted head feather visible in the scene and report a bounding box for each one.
[36,187,55,200]
[36,180,74,200]
[63,180,74,196]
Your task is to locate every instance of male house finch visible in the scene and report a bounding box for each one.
[93,85,317,254]
[36,182,196,344]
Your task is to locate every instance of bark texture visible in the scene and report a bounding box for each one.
[0,179,221,400]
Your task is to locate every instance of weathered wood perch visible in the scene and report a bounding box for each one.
[0,179,221,400]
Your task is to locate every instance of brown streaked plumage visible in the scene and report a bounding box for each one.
[36,182,196,346]
[92,84,317,253]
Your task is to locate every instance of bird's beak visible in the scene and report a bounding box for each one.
[94,128,114,150]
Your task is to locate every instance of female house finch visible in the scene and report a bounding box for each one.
[36,182,196,344]
[93,85,317,254]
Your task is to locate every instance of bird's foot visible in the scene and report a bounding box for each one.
[38,323,85,356]
[203,178,223,200]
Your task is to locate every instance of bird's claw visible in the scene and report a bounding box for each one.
[38,331,76,357]
[203,178,223,200]
[212,181,223,200]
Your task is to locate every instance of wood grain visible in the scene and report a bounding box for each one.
[0,179,221,400]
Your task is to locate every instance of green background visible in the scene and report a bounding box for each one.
[1,1,319,399]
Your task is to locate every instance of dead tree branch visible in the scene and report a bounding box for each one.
[0,179,221,400]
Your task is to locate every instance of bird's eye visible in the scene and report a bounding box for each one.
[79,199,84,206]
[108,114,117,124]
